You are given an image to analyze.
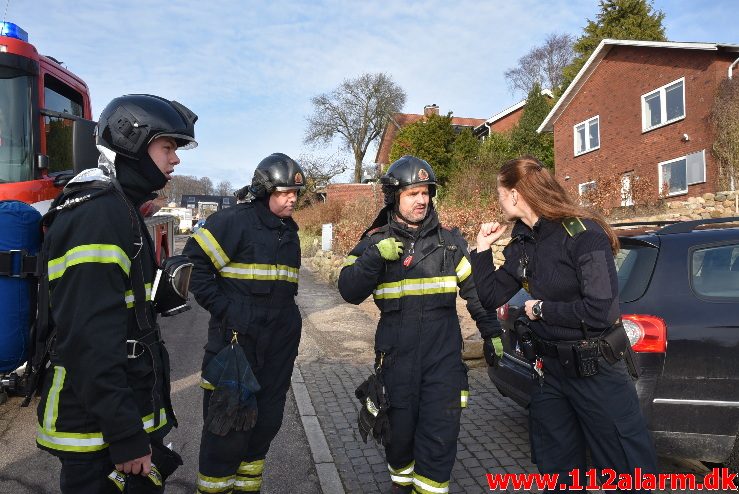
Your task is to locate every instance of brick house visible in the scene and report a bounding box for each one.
[538,39,739,206]
[473,90,554,138]
[374,104,486,168]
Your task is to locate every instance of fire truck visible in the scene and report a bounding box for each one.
[0,22,177,400]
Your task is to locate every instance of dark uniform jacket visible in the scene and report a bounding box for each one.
[339,208,499,353]
[183,200,300,355]
[36,166,174,464]
[470,217,620,341]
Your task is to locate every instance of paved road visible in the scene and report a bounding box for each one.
[0,236,717,493]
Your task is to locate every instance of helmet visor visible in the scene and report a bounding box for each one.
[274,185,305,192]
[150,132,198,151]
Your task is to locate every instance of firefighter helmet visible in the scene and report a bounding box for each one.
[250,153,306,198]
[96,94,198,160]
[380,155,436,205]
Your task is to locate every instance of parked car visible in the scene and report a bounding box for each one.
[489,217,739,468]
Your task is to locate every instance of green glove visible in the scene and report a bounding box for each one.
[491,337,504,358]
[375,237,404,261]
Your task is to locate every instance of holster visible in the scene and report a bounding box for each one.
[599,322,640,378]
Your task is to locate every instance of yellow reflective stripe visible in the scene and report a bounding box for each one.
[238,459,265,475]
[221,262,299,283]
[197,473,235,493]
[389,460,414,485]
[124,283,152,308]
[343,255,358,267]
[48,244,130,281]
[373,276,457,299]
[413,472,449,494]
[108,470,126,491]
[234,476,262,491]
[200,377,216,390]
[37,407,168,453]
[142,408,168,432]
[193,227,230,270]
[456,257,472,283]
[461,390,469,408]
[43,366,65,431]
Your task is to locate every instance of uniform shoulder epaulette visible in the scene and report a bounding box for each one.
[562,217,587,237]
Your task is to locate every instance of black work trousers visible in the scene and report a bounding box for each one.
[379,309,468,492]
[528,355,657,493]
[197,303,301,493]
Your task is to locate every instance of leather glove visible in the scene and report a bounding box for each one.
[375,238,404,261]
[355,373,392,446]
[483,336,504,367]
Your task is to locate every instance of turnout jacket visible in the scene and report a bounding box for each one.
[183,199,300,332]
[338,209,499,338]
[470,217,620,341]
[36,166,174,464]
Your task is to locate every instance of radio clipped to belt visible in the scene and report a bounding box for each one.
[152,255,193,316]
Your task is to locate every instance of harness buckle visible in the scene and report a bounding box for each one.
[126,339,145,359]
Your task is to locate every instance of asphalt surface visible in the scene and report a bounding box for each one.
[0,234,717,493]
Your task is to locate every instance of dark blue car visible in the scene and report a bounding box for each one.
[489,217,739,468]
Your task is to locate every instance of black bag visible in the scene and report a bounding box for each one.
[354,371,391,446]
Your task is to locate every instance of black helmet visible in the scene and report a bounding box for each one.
[96,94,198,160]
[250,153,306,198]
[380,155,436,205]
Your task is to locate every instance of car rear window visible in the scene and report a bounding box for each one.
[616,239,658,303]
[691,243,739,299]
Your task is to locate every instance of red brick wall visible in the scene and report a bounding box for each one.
[552,46,734,206]
[325,183,383,205]
[490,106,524,133]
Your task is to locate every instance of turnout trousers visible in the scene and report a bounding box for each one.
[196,302,302,493]
[379,309,468,494]
[528,355,657,493]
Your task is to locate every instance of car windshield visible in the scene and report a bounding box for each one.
[616,239,659,303]
[0,71,33,183]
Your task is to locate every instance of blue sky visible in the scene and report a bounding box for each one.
[8,1,739,187]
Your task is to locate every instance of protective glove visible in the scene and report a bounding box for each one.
[355,373,392,446]
[483,336,504,367]
[375,238,404,261]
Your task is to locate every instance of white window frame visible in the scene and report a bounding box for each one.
[686,149,706,185]
[573,116,600,156]
[642,77,685,132]
[658,156,688,197]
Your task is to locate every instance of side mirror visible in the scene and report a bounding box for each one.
[36,153,49,170]
[72,118,99,174]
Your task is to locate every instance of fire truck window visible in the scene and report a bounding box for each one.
[0,73,33,183]
[43,75,84,173]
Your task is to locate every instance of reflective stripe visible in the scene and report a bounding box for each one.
[193,227,230,271]
[48,244,130,281]
[389,460,414,485]
[343,255,358,267]
[455,257,472,283]
[221,262,299,283]
[36,425,107,452]
[238,459,265,476]
[124,283,152,308]
[461,390,469,408]
[200,377,216,390]
[197,473,235,493]
[43,366,65,431]
[374,276,457,299]
[142,408,168,432]
[234,477,262,492]
[413,472,450,494]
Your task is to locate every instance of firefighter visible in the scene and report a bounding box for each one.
[184,153,304,493]
[35,94,198,493]
[472,156,657,492]
[338,156,502,494]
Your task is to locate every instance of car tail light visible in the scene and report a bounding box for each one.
[497,303,509,321]
[622,314,667,353]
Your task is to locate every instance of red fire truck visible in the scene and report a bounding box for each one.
[0,22,176,400]
[0,21,175,260]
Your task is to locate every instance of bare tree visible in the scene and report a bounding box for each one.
[215,179,234,196]
[304,72,406,183]
[504,33,574,96]
[298,153,348,192]
[198,176,214,195]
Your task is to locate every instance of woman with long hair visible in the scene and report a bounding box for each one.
[471,156,656,491]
